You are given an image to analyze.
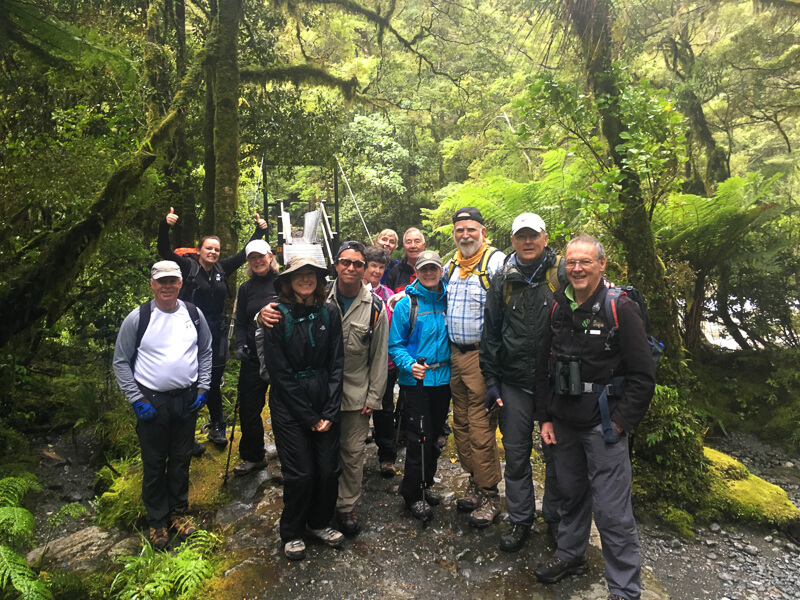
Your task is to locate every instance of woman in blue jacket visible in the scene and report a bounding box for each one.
[388,250,450,522]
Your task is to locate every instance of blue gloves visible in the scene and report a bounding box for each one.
[131,400,157,421]
[484,385,500,412]
[189,389,208,413]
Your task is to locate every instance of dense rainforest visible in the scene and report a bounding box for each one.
[1,0,799,597]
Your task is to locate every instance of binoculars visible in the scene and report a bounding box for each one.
[554,356,582,396]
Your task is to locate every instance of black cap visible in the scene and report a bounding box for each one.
[452,206,484,225]
[336,240,367,259]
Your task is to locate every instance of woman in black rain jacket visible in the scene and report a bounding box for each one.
[256,256,345,560]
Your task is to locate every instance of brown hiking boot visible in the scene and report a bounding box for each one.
[149,526,169,550]
[468,489,500,528]
[379,461,396,478]
[456,479,481,512]
[170,514,197,538]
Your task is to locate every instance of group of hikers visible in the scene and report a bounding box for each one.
[112,205,656,600]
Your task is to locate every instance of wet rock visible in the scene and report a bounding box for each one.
[216,500,254,527]
[26,526,121,570]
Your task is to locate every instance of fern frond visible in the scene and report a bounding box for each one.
[46,503,87,530]
[181,529,221,555]
[0,476,41,508]
[0,544,49,599]
[13,577,52,600]
[0,507,36,548]
[171,556,212,595]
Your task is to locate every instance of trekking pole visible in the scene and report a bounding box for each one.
[416,357,429,526]
[222,388,241,485]
[394,388,404,446]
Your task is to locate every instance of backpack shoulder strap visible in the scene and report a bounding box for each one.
[603,287,624,329]
[546,255,566,292]
[179,257,202,302]
[276,304,294,344]
[446,260,456,284]
[408,294,419,336]
[477,247,500,291]
[133,301,153,365]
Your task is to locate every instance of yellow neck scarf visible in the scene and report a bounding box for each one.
[454,239,489,279]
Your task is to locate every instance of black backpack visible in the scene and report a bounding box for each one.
[132,300,201,365]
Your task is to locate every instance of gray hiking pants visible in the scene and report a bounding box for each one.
[498,383,562,527]
[552,420,641,600]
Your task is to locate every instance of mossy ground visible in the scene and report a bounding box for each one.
[698,447,800,527]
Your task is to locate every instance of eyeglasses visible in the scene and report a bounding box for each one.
[337,258,366,269]
[565,259,596,269]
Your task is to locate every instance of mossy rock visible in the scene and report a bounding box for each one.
[700,447,800,527]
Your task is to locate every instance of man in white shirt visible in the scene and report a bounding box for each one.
[113,260,212,549]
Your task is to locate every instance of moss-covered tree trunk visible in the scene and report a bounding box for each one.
[0,51,207,350]
[211,0,240,255]
[564,0,683,367]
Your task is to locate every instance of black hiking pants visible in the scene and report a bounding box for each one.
[272,414,342,542]
[237,359,269,463]
[373,366,399,464]
[136,387,197,527]
[398,384,451,504]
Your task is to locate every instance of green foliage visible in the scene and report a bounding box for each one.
[0,507,36,549]
[0,475,40,509]
[111,530,221,600]
[633,385,709,511]
[0,476,52,600]
[94,461,144,529]
[516,70,687,223]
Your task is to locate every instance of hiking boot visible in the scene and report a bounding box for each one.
[534,554,589,583]
[191,441,206,457]
[207,421,227,446]
[284,539,306,560]
[456,479,481,512]
[233,460,267,476]
[365,426,374,444]
[436,434,447,450]
[424,489,441,506]
[149,526,169,550]
[309,527,344,548]
[469,489,500,528]
[407,499,433,521]
[609,596,626,600]
[170,514,197,538]
[337,510,360,535]
[499,523,531,552]
[380,461,396,478]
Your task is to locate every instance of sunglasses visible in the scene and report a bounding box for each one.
[337,258,366,269]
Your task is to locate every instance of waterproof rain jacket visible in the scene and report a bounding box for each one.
[480,248,565,391]
[258,302,345,429]
[535,282,656,433]
[389,280,450,387]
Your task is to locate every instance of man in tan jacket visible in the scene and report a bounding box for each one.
[326,241,388,534]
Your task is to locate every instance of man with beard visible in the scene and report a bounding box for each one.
[445,207,506,528]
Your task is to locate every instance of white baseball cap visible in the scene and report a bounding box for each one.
[511,213,547,235]
[151,260,182,280]
[245,239,272,257]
